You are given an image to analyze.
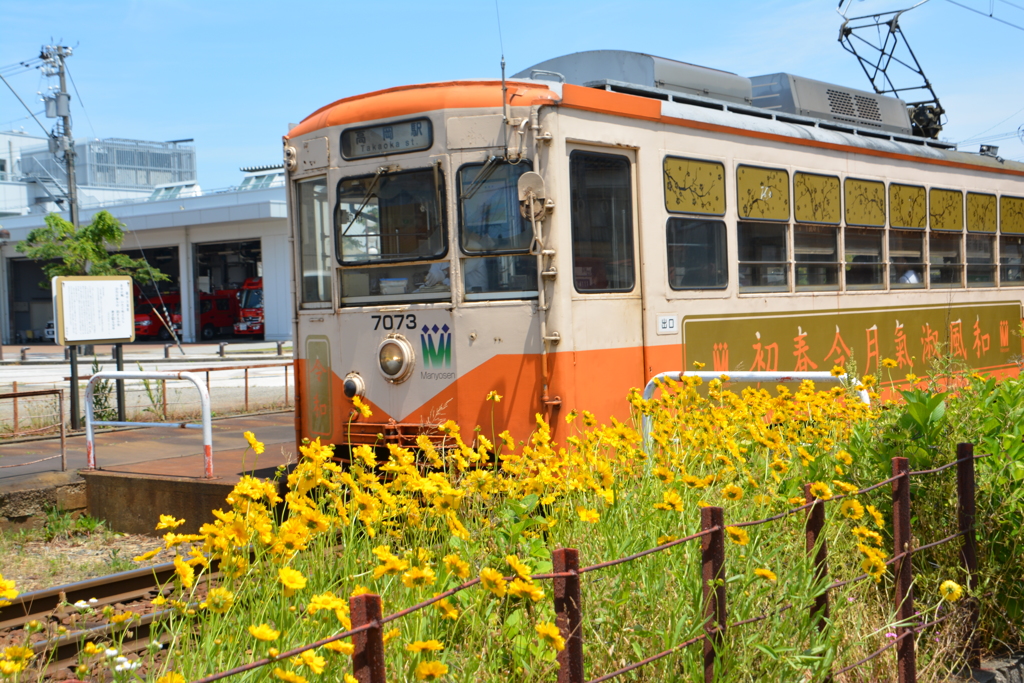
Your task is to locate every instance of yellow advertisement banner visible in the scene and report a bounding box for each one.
[682,302,1021,376]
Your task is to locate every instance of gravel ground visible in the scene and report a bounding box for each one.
[0,530,175,592]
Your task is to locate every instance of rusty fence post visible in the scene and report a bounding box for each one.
[553,548,584,683]
[284,364,290,408]
[58,390,66,471]
[11,380,18,436]
[702,506,726,683]
[350,593,386,683]
[892,456,916,683]
[804,483,831,632]
[161,379,168,419]
[956,442,980,667]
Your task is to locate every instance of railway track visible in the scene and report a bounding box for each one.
[0,562,182,673]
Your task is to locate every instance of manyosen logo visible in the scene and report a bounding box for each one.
[420,324,451,369]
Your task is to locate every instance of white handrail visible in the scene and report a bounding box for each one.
[84,370,214,478]
[640,370,871,446]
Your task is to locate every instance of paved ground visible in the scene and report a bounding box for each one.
[0,410,297,493]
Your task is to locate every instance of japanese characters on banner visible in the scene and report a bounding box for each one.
[683,302,1021,377]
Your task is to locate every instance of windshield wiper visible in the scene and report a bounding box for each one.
[339,166,389,236]
[459,156,502,202]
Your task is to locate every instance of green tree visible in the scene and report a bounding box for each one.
[16,210,168,284]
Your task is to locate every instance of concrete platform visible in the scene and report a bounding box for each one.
[0,411,297,531]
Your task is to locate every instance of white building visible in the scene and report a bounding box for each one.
[0,133,292,343]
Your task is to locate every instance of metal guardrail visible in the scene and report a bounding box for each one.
[0,389,66,470]
[84,371,214,478]
[641,370,871,445]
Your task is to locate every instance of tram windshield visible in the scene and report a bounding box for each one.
[335,167,446,264]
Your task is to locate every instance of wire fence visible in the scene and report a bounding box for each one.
[0,388,66,469]
[0,363,292,439]
[187,442,986,683]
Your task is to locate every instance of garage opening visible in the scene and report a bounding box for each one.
[193,240,263,340]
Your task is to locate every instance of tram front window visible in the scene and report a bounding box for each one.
[335,168,446,264]
[457,160,538,300]
[335,167,450,305]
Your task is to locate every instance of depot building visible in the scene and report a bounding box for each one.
[0,133,291,344]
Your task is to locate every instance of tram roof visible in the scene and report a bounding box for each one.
[287,79,1024,178]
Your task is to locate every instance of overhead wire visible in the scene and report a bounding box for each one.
[944,0,1024,30]
[64,62,97,138]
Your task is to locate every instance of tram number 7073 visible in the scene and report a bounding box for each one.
[371,314,418,331]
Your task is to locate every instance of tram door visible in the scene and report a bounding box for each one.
[564,146,646,421]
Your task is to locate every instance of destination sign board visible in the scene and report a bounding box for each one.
[341,118,433,159]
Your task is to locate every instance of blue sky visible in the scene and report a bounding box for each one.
[2,0,1023,190]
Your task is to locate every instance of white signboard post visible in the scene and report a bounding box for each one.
[52,276,135,345]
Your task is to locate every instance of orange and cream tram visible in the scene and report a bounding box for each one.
[283,50,1024,452]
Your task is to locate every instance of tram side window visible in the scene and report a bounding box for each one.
[929,232,963,287]
[999,235,1024,285]
[457,161,537,300]
[570,152,635,292]
[794,224,838,291]
[738,222,788,292]
[297,177,332,304]
[666,218,727,289]
[966,234,995,287]
[889,230,925,288]
[844,228,884,289]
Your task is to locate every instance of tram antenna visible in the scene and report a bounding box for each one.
[495,0,510,160]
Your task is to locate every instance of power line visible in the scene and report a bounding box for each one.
[0,72,51,138]
[957,102,1024,143]
[944,0,1024,30]
[996,0,1024,12]
[64,62,96,138]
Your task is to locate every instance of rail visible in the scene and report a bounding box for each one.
[640,370,871,444]
[0,388,66,470]
[84,371,214,478]
[191,442,985,683]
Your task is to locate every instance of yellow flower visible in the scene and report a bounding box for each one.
[725,526,749,546]
[940,580,964,602]
[156,674,186,683]
[656,534,678,545]
[278,567,307,596]
[415,661,449,681]
[351,396,372,418]
[406,640,444,653]
[249,623,280,641]
[173,555,195,589]
[382,628,401,645]
[835,450,853,466]
[353,445,377,468]
[202,587,235,614]
[0,573,18,605]
[652,466,675,483]
[290,650,326,674]
[269,648,280,659]
[133,547,162,563]
[243,430,266,455]
[2,646,34,664]
[479,567,507,597]
[505,555,532,580]
[272,667,307,683]
[325,640,355,655]
[443,554,470,579]
[653,489,684,512]
[830,365,845,377]
[722,484,743,502]
[434,597,459,620]
[862,555,885,582]
[577,507,600,523]
[809,482,833,501]
[840,499,865,520]
[535,621,566,652]
[402,565,437,588]
[351,585,371,597]
[754,568,777,582]
[507,578,545,602]
[83,641,104,655]
[852,526,884,547]
[486,390,502,402]
[692,360,706,369]
[156,515,185,530]
[866,504,885,529]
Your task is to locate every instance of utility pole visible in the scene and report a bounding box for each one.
[41,45,78,228]
[41,45,82,429]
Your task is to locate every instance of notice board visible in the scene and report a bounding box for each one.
[52,276,135,345]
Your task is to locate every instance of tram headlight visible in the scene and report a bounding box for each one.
[377,335,414,383]
[343,372,366,398]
